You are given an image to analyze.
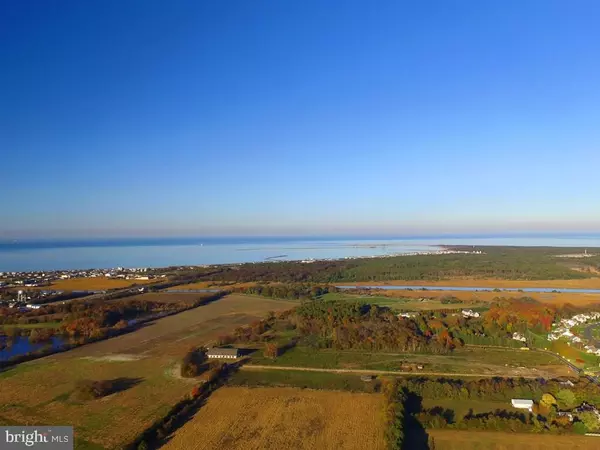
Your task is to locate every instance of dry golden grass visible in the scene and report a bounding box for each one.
[163,386,386,450]
[31,277,155,291]
[373,287,600,306]
[429,429,599,450]
[0,295,297,449]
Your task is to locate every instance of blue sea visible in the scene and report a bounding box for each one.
[0,234,599,272]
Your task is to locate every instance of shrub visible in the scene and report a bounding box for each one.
[199,361,226,383]
[114,319,129,330]
[180,348,207,378]
[73,379,115,400]
[263,343,279,359]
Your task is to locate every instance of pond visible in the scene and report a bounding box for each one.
[0,335,67,362]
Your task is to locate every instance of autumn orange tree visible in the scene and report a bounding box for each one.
[264,342,279,359]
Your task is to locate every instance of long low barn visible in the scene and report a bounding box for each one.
[511,399,534,411]
[207,347,240,359]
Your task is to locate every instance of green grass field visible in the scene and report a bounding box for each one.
[319,292,489,311]
[248,345,569,377]
[550,340,600,369]
[228,368,379,392]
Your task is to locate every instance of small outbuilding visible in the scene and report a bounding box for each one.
[511,399,534,411]
[206,347,240,359]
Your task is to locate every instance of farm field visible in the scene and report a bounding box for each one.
[30,277,155,291]
[228,367,381,392]
[247,346,572,378]
[320,292,489,311]
[162,386,386,450]
[428,429,599,450]
[0,294,296,449]
[368,287,600,306]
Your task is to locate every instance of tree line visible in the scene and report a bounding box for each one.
[181,247,593,284]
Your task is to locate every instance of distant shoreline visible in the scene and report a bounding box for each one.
[1,235,600,272]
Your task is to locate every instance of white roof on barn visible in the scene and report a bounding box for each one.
[511,399,534,407]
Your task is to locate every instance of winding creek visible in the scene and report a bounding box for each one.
[0,335,66,362]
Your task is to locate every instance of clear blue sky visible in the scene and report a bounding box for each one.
[2,1,600,238]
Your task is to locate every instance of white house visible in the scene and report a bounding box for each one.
[512,332,526,342]
[398,312,416,318]
[511,399,534,411]
[462,309,480,318]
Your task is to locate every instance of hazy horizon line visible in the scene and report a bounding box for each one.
[2,231,600,243]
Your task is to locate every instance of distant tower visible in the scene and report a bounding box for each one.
[17,290,26,302]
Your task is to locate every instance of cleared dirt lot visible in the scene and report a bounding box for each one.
[0,295,296,449]
[162,386,386,450]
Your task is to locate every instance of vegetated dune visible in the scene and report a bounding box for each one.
[162,386,386,450]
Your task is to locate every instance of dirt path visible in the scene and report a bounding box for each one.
[242,364,544,379]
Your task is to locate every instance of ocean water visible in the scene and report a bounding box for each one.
[0,235,599,272]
